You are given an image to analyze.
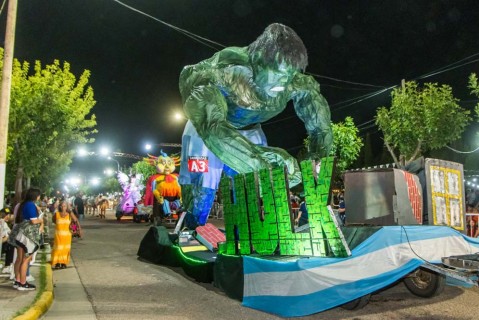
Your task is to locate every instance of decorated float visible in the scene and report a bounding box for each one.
[115,171,147,221]
[138,157,479,317]
[138,23,478,317]
[143,152,182,225]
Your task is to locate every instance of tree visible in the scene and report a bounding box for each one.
[375,81,470,168]
[468,73,479,119]
[131,160,157,189]
[329,117,364,172]
[303,117,363,172]
[1,48,97,199]
[103,176,121,194]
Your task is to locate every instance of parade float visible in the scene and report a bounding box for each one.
[143,152,182,225]
[115,171,147,221]
[137,23,479,317]
[138,157,479,317]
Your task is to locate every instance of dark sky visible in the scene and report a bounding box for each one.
[3,0,479,178]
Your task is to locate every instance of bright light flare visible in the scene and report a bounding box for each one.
[100,147,110,156]
[174,112,185,121]
[77,148,88,157]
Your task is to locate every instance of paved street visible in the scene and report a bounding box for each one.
[51,211,479,320]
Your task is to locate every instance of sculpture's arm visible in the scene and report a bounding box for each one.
[290,74,333,160]
[182,80,270,173]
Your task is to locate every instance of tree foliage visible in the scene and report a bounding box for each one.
[375,81,470,168]
[468,73,479,118]
[131,160,157,190]
[329,117,364,171]
[103,176,121,194]
[303,117,363,172]
[1,48,97,192]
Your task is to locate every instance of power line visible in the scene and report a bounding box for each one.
[112,0,393,91]
[112,0,479,129]
[445,145,479,154]
[306,71,387,89]
[0,0,6,16]
[320,83,380,91]
[332,86,396,111]
[112,0,225,51]
[415,53,479,81]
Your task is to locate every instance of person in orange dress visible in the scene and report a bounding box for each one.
[51,200,82,269]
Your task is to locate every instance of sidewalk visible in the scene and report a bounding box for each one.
[0,260,42,319]
[41,255,96,320]
[0,249,96,320]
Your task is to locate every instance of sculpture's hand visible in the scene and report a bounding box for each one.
[257,146,302,187]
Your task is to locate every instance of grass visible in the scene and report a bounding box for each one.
[12,250,48,318]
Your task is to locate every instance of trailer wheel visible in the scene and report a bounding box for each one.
[403,268,445,298]
[340,294,371,310]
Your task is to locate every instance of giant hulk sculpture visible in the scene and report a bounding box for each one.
[178,23,332,228]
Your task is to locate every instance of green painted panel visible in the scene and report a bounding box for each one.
[218,157,349,257]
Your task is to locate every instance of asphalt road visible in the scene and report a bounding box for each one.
[71,211,479,320]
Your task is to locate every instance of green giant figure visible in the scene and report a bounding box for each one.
[178,23,332,228]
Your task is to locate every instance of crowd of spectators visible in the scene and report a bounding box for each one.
[0,190,118,291]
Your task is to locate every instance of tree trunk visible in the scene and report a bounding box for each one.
[14,164,23,204]
[384,140,402,169]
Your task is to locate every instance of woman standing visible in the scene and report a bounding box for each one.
[13,188,44,291]
[51,200,82,269]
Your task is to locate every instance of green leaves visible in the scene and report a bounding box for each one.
[329,117,364,171]
[468,73,479,119]
[2,48,97,190]
[303,117,363,172]
[131,160,158,189]
[375,80,470,167]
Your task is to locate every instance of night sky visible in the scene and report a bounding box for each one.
[3,0,479,179]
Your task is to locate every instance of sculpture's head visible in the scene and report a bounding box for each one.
[144,151,180,175]
[156,154,177,175]
[248,23,308,97]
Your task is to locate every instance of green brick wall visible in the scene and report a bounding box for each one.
[217,157,349,257]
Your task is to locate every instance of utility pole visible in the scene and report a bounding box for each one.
[0,0,18,208]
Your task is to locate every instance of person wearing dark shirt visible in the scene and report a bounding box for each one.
[296,199,309,227]
[13,188,43,291]
[338,192,346,226]
[74,193,85,221]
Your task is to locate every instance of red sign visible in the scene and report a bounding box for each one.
[188,156,208,172]
[402,171,422,224]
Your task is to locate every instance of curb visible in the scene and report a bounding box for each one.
[13,258,54,320]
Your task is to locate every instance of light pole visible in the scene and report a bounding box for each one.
[144,142,182,152]
[0,0,18,208]
[108,156,120,172]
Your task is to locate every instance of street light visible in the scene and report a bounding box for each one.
[99,147,110,156]
[144,142,182,151]
[108,156,120,171]
[174,112,185,121]
[90,177,100,186]
[173,110,188,122]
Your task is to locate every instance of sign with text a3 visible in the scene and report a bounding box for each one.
[188,156,208,172]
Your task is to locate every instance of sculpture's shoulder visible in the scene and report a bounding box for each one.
[181,47,249,75]
[179,47,250,98]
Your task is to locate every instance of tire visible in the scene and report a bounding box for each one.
[340,294,371,310]
[403,268,445,298]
